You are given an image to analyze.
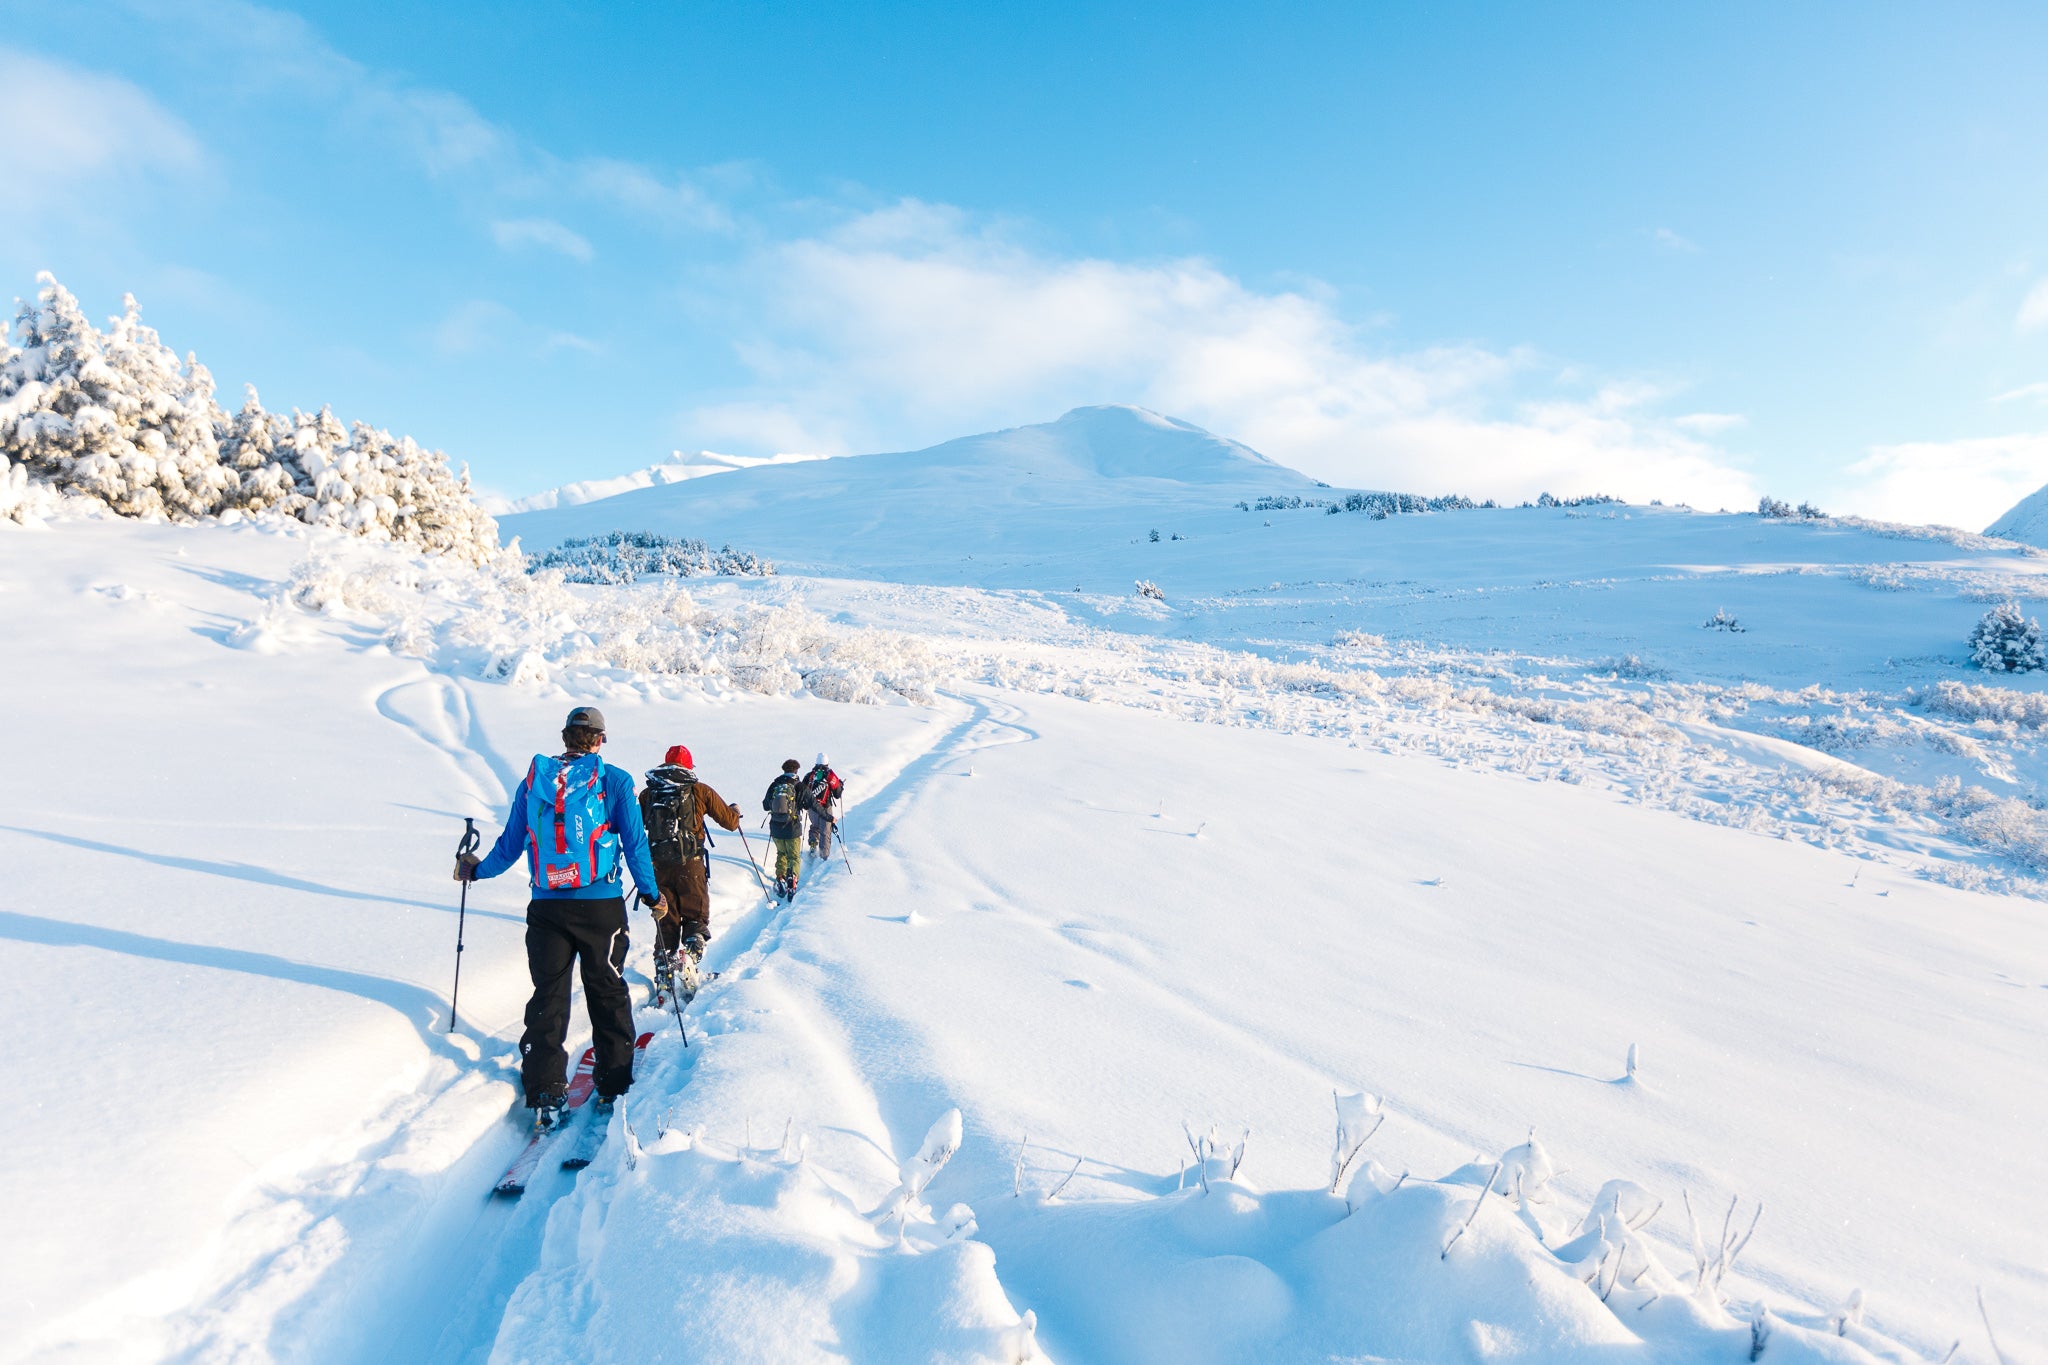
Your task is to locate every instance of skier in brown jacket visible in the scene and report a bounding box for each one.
[638,743,742,1003]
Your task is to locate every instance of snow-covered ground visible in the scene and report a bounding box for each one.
[5,410,2046,1363]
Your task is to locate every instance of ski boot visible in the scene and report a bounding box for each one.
[530,1094,568,1135]
[651,949,675,1006]
[678,934,706,1002]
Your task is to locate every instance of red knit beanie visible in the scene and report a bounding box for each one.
[665,744,693,768]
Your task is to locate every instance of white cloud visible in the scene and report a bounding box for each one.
[1653,227,1700,253]
[575,159,732,233]
[433,300,597,358]
[0,46,204,220]
[2019,279,2048,333]
[695,201,1757,506]
[1994,381,2048,405]
[490,218,593,261]
[1673,411,1747,434]
[1845,433,2048,531]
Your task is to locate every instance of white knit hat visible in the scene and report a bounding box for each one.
[815,751,829,766]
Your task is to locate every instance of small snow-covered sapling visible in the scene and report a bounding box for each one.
[1683,1189,1764,1302]
[1329,1091,1386,1194]
[1625,1043,1639,1081]
[1441,1161,1502,1258]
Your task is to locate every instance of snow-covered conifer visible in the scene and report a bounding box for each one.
[0,275,502,562]
[220,386,302,515]
[1969,601,2045,673]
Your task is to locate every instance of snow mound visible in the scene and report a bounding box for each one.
[1985,478,2048,547]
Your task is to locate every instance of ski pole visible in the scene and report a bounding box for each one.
[834,797,854,875]
[734,825,773,897]
[449,817,480,1033]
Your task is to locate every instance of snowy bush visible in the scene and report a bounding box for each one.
[0,274,499,562]
[1239,494,1328,512]
[1917,679,2048,727]
[1135,579,1164,601]
[526,531,774,584]
[1328,490,1484,518]
[1757,496,1791,518]
[1703,608,1745,632]
[1969,601,2045,673]
[1533,492,1623,509]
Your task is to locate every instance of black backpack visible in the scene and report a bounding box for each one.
[644,771,703,862]
[766,775,800,824]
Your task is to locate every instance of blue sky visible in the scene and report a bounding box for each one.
[5,0,2048,525]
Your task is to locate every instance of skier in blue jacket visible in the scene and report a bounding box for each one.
[456,705,665,1130]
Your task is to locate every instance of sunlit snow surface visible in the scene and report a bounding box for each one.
[4,413,2046,1362]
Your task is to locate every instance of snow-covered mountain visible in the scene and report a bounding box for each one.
[499,405,1326,580]
[1985,478,2048,546]
[480,448,833,515]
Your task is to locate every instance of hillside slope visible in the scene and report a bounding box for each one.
[498,405,1324,581]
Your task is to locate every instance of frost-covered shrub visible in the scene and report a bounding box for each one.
[1135,579,1164,600]
[1331,490,1483,518]
[1595,654,1668,681]
[1702,608,1745,632]
[527,531,775,584]
[1917,678,2048,727]
[1757,496,1791,518]
[1534,492,1622,509]
[1969,601,2045,673]
[1239,494,1327,512]
[0,274,499,563]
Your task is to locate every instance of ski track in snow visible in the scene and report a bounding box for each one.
[183,687,1006,1362]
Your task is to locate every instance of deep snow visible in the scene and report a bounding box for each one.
[5,418,2047,1362]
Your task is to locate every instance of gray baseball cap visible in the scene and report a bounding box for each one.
[565,706,607,731]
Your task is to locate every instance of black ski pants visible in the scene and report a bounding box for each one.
[519,896,636,1105]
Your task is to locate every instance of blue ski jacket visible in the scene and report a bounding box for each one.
[475,757,661,902]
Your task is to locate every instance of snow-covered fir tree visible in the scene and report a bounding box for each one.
[0,273,500,563]
[1969,600,2046,673]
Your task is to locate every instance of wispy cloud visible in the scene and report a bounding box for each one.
[1653,227,1700,253]
[686,200,1758,506]
[574,159,733,233]
[1674,412,1747,434]
[1993,381,2048,405]
[0,45,205,223]
[433,300,598,359]
[2019,279,2048,333]
[490,218,593,261]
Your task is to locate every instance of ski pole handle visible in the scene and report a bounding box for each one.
[459,816,480,856]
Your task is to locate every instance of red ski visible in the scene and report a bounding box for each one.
[492,1033,652,1196]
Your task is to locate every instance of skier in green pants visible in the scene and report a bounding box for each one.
[763,758,804,899]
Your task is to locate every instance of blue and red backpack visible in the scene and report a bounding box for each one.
[523,753,619,891]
